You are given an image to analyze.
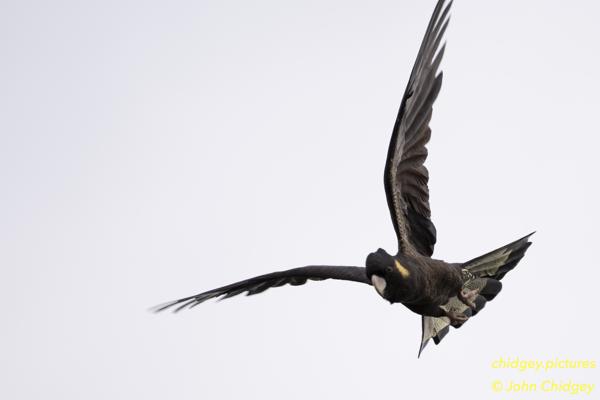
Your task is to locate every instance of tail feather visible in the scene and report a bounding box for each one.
[478,277,502,301]
[418,232,534,357]
[462,232,534,279]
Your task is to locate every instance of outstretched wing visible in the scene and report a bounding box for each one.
[154,266,369,312]
[384,0,452,257]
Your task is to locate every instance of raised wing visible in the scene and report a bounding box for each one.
[384,0,452,257]
[154,266,369,312]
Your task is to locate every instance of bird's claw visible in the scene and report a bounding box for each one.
[445,309,469,327]
[458,288,480,309]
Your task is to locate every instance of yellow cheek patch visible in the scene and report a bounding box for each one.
[395,260,411,279]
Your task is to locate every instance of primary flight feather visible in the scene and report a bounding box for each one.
[155,0,533,356]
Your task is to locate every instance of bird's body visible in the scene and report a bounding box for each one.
[156,0,534,356]
[394,256,463,308]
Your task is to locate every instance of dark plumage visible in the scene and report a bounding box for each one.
[155,0,534,356]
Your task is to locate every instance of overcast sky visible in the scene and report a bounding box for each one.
[1,0,599,398]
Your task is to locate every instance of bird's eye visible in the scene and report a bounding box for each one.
[385,266,394,273]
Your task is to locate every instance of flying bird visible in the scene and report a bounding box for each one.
[155,0,533,356]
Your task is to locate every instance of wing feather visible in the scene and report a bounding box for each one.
[153,266,369,312]
[384,0,452,257]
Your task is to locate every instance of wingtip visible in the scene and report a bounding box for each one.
[149,301,178,313]
[173,299,197,313]
[438,0,453,16]
[150,295,198,313]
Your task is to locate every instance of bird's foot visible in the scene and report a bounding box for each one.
[445,309,469,327]
[458,288,480,309]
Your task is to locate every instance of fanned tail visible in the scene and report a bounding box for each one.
[419,232,534,356]
[462,232,534,280]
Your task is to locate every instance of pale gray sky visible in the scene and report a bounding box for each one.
[1,0,598,398]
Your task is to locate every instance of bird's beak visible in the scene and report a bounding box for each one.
[371,275,386,297]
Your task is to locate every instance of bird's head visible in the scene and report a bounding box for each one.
[365,248,412,301]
